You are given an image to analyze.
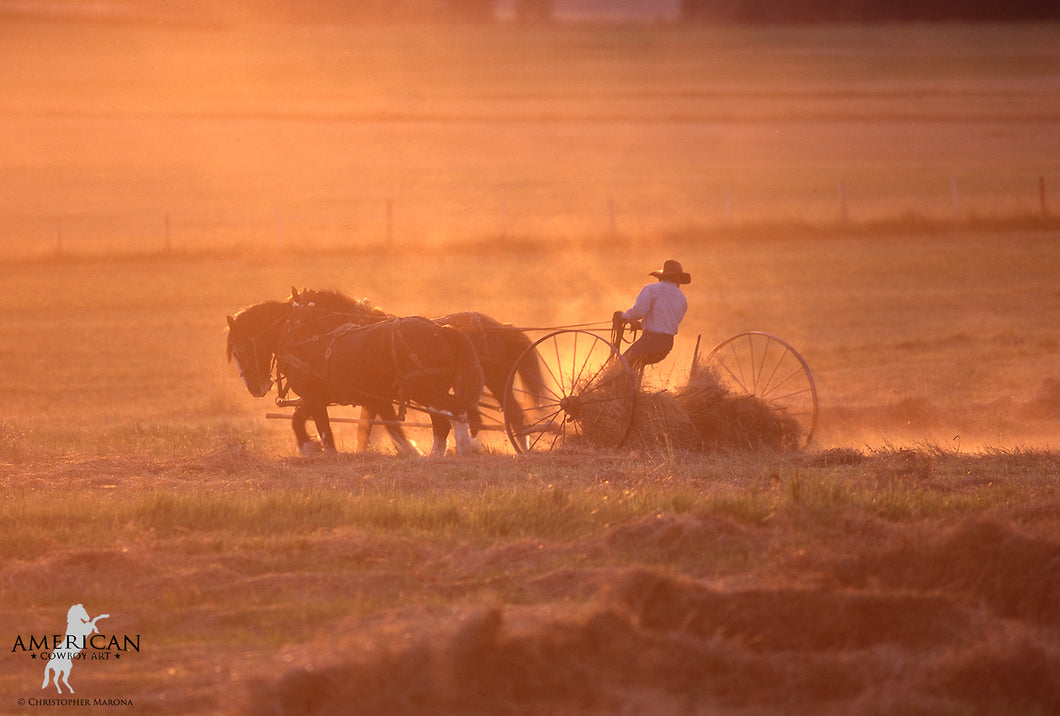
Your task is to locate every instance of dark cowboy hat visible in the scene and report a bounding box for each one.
[650,259,691,285]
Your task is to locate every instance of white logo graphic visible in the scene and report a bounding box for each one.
[41,604,109,695]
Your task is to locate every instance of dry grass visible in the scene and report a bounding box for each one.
[1,16,1059,715]
[4,448,1060,714]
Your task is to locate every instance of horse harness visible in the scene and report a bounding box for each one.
[276,314,454,420]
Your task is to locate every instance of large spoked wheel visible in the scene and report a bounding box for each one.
[704,332,818,448]
[503,330,635,453]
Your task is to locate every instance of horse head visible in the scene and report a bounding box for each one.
[226,301,289,398]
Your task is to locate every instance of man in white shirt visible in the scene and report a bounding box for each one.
[618,259,690,369]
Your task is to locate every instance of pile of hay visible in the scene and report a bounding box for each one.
[569,367,702,452]
[564,363,804,453]
[625,390,704,452]
[623,367,804,453]
[676,366,804,452]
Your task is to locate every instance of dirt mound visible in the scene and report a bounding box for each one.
[933,630,1060,708]
[249,567,1049,715]
[609,568,967,652]
[834,517,1060,625]
[2,547,158,600]
[604,512,758,566]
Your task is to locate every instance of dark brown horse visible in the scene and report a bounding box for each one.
[226,296,380,454]
[227,289,543,455]
[277,297,484,456]
[292,289,544,451]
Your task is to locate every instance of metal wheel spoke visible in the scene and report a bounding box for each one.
[504,330,634,453]
[716,358,752,395]
[758,364,809,400]
[706,332,818,449]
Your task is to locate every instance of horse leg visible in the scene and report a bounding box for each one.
[374,404,422,456]
[467,406,484,439]
[307,400,337,453]
[450,414,482,455]
[60,667,74,694]
[291,404,320,456]
[356,405,374,452]
[429,414,452,457]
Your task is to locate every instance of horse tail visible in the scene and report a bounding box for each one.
[509,329,546,409]
[440,326,484,417]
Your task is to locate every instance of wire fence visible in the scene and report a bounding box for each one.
[2,174,1054,260]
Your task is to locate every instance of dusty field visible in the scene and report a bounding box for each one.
[1,235,1058,714]
[1,16,1059,716]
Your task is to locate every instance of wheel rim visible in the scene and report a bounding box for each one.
[704,332,818,448]
[503,330,635,453]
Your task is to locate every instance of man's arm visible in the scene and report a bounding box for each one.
[622,284,654,321]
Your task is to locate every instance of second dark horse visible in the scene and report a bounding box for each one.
[276,296,484,456]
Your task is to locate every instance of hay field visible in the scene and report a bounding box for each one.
[2,20,1059,254]
[2,16,1060,715]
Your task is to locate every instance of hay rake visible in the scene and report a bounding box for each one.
[502,319,817,453]
[265,317,818,454]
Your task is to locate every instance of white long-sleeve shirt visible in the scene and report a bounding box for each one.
[623,281,687,336]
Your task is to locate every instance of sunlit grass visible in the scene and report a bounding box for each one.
[5,448,1055,562]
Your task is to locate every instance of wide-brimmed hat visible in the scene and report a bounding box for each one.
[650,259,690,284]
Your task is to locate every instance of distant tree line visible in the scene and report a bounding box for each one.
[515,0,556,23]
[680,0,1060,23]
[31,0,1055,25]
[268,0,1059,24]
[257,0,497,24]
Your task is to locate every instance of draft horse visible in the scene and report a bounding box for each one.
[227,293,393,454]
[277,298,484,456]
[226,289,543,455]
[292,288,544,451]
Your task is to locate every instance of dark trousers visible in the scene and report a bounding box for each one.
[623,330,674,368]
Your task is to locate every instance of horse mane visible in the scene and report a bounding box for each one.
[289,288,393,323]
[226,300,289,360]
[231,299,288,323]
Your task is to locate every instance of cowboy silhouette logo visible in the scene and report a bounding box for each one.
[40,604,109,694]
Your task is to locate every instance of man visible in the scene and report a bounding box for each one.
[618,259,690,368]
